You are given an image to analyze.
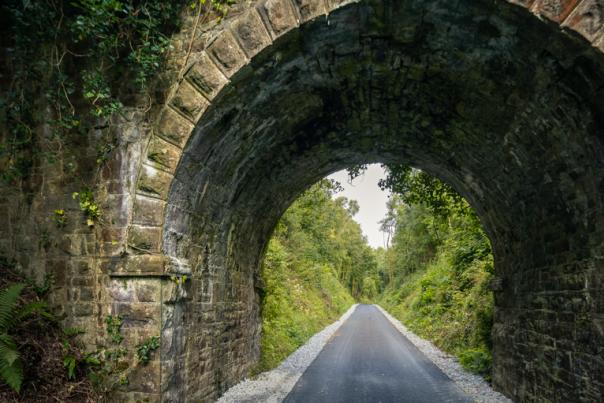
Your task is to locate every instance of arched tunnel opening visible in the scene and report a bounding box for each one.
[2,0,604,401]
[253,162,497,381]
[139,0,604,401]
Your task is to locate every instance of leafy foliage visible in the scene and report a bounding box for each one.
[0,283,50,392]
[104,315,124,345]
[257,180,379,371]
[73,190,101,226]
[0,284,27,392]
[136,336,160,364]
[260,170,495,381]
[377,168,495,380]
[272,180,379,300]
[0,0,234,186]
[378,164,469,220]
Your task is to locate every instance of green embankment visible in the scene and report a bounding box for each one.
[257,168,495,380]
[377,178,495,379]
[255,180,373,372]
[256,239,354,371]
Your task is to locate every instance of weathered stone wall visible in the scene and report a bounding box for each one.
[1,0,604,401]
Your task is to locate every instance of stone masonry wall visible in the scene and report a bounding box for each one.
[1,0,604,402]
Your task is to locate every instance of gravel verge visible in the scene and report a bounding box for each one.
[375,305,512,403]
[217,304,359,403]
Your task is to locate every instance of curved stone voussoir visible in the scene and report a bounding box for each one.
[505,0,604,50]
[137,164,174,200]
[325,0,358,12]
[506,0,536,7]
[185,52,230,101]
[169,80,210,122]
[530,0,583,23]
[231,8,273,58]
[145,135,182,173]
[596,33,604,51]
[155,107,195,148]
[258,0,300,38]
[290,0,328,22]
[562,0,604,42]
[206,29,250,77]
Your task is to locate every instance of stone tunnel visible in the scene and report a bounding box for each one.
[1,0,604,401]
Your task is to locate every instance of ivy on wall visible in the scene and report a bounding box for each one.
[0,0,232,187]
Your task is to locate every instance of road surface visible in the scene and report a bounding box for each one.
[284,304,472,403]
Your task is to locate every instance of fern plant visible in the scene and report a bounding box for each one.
[0,283,49,393]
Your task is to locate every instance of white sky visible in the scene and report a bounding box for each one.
[327,164,390,249]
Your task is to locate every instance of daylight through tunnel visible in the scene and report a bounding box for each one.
[138,0,604,401]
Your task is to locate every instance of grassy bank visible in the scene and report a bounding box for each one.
[256,239,354,371]
[254,180,371,372]
[378,202,494,379]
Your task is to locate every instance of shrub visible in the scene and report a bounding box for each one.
[458,348,492,379]
[0,283,49,392]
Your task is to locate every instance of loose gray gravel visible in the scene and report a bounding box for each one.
[217,304,512,403]
[376,305,512,403]
[217,304,359,403]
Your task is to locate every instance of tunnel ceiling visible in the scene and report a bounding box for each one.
[152,0,604,275]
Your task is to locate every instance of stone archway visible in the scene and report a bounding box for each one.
[109,0,604,401]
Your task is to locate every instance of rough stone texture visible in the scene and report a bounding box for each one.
[532,0,583,22]
[185,52,230,100]
[207,31,249,77]
[259,0,299,37]
[563,0,604,40]
[155,0,604,401]
[156,107,195,148]
[1,0,603,402]
[146,135,182,173]
[231,9,273,58]
[169,80,210,122]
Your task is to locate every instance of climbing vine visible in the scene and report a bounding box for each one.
[136,336,160,364]
[0,0,233,189]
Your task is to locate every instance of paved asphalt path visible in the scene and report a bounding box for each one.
[284,304,472,403]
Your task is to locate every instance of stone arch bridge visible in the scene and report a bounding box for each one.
[1,0,604,401]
